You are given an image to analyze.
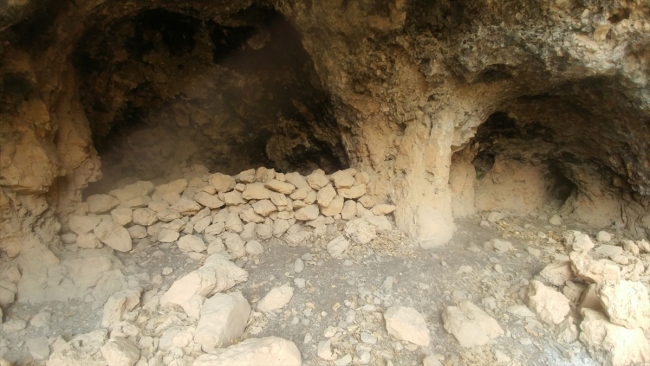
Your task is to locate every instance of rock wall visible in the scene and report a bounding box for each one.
[1,0,650,256]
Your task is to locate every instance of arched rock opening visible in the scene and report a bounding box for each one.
[450,76,650,236]
[74,7,349,196]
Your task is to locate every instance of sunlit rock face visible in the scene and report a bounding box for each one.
[1,0,649,256]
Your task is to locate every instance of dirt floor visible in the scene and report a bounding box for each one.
[2,207,630,366]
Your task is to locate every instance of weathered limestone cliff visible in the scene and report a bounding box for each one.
[1,0,649,257]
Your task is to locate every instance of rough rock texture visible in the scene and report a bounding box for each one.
[193,337,301,366]
[580,308,650,366]
[1,0,650,260]
[442,301,504,348]
[598,280,650,330]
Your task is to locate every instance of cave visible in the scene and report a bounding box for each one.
[73,7,349,196]
[1,1,650,365]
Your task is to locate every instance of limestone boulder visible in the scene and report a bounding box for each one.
[580,308,650,366]
[194,192,224,209]
[570,252,620,284]
[178,235,207,253]
[109,181,154,203]
[295,204,319,221]
[210,173,236,192]
[100,337,140,366]
[527,280,570,324]
[265,179,296,194]
[46,329,108,366]
[102,287,142,328]
[193,337,301,366]
[330,170,355,188]
[316,184,336,207]
[384,306,430,347]
[442,301,504,348]
[68,215,102,235]
[257,285,294,313]
[93,220,132,252]
[87,194,120,213]
[599,280,650,330]
[110,207,132,226]
[194,291,251,352]
[242,183,272,200]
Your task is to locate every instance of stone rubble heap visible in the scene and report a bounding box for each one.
[524,230,650,366]
[0,166,400,366]
[72,165,394,257]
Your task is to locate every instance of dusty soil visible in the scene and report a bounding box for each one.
[0,208,619,366]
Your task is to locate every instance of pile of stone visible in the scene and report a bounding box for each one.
[65,166,396,258]
[6,166,398,366]
[524,231,650,366]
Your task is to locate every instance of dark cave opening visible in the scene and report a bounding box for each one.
[73,7,349,196]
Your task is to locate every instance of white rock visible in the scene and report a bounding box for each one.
[194,192,224,209]
[109,181,154,203]
[256,224,273,239]
[209,173,236,192]
[171,198,201,215]
[238,169,256,183]
[132,208,158,226]
[371,204,396,215]
[570,252,620,284]
[284,231,311,246]
[565,230,595,252]
[46,330,108,366]
[93,220,132,252]
[126,225,147,240]
[594,244,623,257]
[178,235,207,253]
[294,259,304,273]
[289,186,310,200]
[345,219,376,244]
[549,214,562,225]
[337,184,366,199]
[384,306,430,347]
[285,172,309,189]
[306,170,329,190]
[537,261,573,286]
[580,308,650,366]
[194,291,251,352]
[69,215,102,235]
[321,195,344,216]
[273,219,291,237]
[87,194,120,213]
[245,240,264,255]
[252,199,277,216]
[295,204,319,221]
[27,336,50,360]
[101,336,140,366]
[527,280,570,324]
[341,200,357,220]
[327,236,350,258]
[160,255,248,310]
[223,190,246,205]
[110,207,133,226]
[225,212,244,233]
[77,232,103,248]
[363,214,392,231]
[330,170,355,188]
[423,355,443,366]
[317,339,334,360]
[335,354,352,366]
[193,337,301,366]
[102,288,142,328]
[258,285,294,313]
[155,179,188,195]
[223,232,246,258]
[597,230,612,243]
[442,301,504,347]
[599,280,650,330]
[242,183,272,200]
[157,228,180,243]
[30,311,51,327]
[264,180,296,194]
[317,184,336,207]
[491,239,513,252]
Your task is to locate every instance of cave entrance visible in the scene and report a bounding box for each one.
[73,7,349,197]
[450,111,577,217]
